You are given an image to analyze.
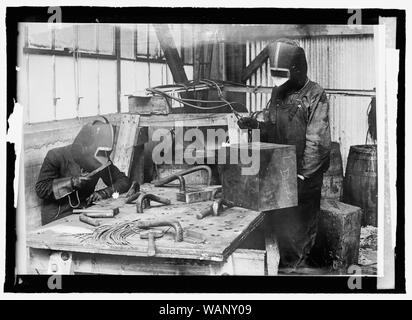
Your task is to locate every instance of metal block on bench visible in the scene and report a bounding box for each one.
[220,142,298,211]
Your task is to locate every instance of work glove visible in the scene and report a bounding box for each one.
[237,117,259,130]
[86,188,113,205]
[71,176,91,190]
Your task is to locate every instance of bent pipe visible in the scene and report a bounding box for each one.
[125,181,140,198]
[196,198,234,220]
[176,175,186,192]
[213,198,234,215]
[136,193,171,213]
[153,165,212,189]
[137,219,183,242]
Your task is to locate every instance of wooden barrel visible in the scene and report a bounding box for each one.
[343,145,377,226]
[321,142,344,201]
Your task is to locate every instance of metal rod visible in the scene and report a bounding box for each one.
[147,82,375,97]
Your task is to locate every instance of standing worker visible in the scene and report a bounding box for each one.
[238,39,331,269]
[35,117,131,225]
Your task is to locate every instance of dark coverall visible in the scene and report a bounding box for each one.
[35,145,131,225]
[260,80,331,268]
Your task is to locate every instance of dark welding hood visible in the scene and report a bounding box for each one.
[267,39,308,88]
[71,116,114,172]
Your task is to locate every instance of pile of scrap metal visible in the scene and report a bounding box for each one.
[77,214,207,257]
[75,168,218,256]
[77,218,184,257]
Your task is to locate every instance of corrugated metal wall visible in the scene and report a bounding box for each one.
[18,23,194,123]
[246,35,375,172]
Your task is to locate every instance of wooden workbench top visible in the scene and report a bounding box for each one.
[27,184,264,262]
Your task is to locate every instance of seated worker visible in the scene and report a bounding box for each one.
[238,39,331,269]
[35,117,131,225]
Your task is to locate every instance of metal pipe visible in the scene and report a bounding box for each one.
[153,165,212,187]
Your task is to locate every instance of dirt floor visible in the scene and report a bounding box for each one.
[278,226,378,276]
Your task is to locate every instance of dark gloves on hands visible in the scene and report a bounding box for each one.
[237,117,259,130]
[71,176,91,190]
[86,188,113,205]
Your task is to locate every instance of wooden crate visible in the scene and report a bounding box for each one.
[220,142,298,211]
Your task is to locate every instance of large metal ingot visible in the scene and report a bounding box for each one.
[220,142,297,211]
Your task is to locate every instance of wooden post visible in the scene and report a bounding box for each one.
[153,24,195,111]
[111,114,141,177]
[115,26,121,113]
[264,219,280,276]
[153,24,188,84]
[224,37,247,111]
[241,46,269,82]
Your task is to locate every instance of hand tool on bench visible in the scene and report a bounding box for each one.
[196,198,235,220]
[139,229,164,257]
[74,207,119,226]
[152,165,221,203]
[79,213,101,227]
[137,219,183,242]
[73,207,120,218]
[136,193,171,213]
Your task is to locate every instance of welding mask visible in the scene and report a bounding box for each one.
[268,39,308,90]
[71,116,114,172]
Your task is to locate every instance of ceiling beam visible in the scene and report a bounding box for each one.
[241,46,269,82]
[153,24,188,84]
